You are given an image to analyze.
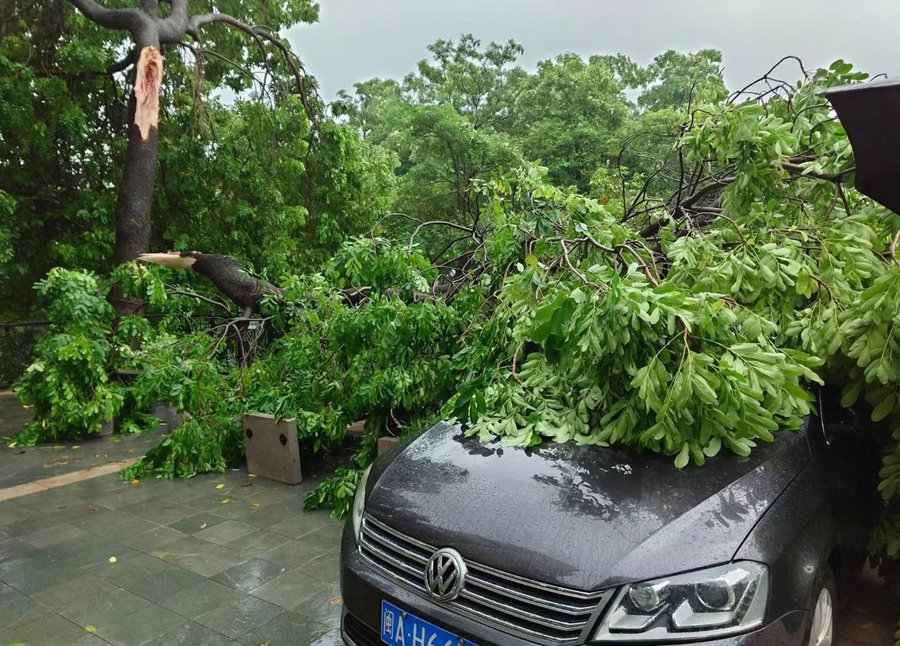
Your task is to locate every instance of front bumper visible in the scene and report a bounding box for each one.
[340,525,810,646]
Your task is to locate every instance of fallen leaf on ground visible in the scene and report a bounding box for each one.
[250,503,260,509]
[200,523,208,529]
[221,498,230,504]
[329,597,342,606]
[85,625,97,633]
[248,473,257,478]
[72,445,80,449]
[215,484,225,490]
[108,556,117,564]
[130,479,140,485]
[87,506,97,512]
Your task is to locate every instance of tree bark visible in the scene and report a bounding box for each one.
[114,124,157,265]
[114,44,162,267]
[139,252,283,313]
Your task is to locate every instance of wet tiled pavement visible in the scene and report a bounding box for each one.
[0,393,896,645]
[0,468,345,645]
[0,395,345,646]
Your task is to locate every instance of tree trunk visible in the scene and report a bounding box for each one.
[114,124,157,265]
[111,44,162,315]
[139,252,283,313]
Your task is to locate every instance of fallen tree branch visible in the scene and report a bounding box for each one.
[139,252,282,312]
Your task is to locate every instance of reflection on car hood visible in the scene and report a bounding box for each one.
[366,422,809,592]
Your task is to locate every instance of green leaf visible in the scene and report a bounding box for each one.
[674,443,690,469]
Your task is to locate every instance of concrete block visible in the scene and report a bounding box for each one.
[151,400,186,429]
[242,414,302,485]
[346,420,366,436]
[377,436,400,456]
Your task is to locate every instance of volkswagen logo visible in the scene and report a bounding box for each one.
[424,547,467,601]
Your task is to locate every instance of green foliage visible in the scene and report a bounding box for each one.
[509,53,630,190]
[1,0,397,316]
[12,266,165,444]
[123,334,245,479]
[303,466,364,518]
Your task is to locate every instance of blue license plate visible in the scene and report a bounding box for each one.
[381,600,477,646]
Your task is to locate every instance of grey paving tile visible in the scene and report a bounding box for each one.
[61,503,118,528]
[1,607,88,644]
[0,581,40,628]
[182,490,247,512]
[146,620,241,646]
[267,513,331,538]
[71,633,116,645]
[240,504,299,528]
[32,572,119,614]
[116,524,188,552]
[203,500,266,523]
[92,484,162,510]
[195,592,284,638]
[0,549,85,595]
[121,566,206,604]
[149,536,243,578]
[212,557,287,593]
[1,515,63,538]
[248,568,333,610]
[145,480,221,504]
[260,531,337,569]
[157,578,245,619]
[222,528,291,560]
[301,548,340,583]
[232,484,298,506]
[0,502,41,528]
[19,520,92,548]
[293,581,342,629]
[306,627,343,646]
[195,520,257,545]
[167,512,226,535]
[90,513,159,541]
[120,498,197,525]
[0,537,40,562]
[59,587,152,628]
[93,601,185,646]
[53,535,132,570]
[92,550,171,587]
[237,610,330,646]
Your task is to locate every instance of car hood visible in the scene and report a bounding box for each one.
[366,422,809,592]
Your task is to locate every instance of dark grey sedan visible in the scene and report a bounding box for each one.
[339,388,879,646]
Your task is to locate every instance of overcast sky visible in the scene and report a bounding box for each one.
[285,0,900,101]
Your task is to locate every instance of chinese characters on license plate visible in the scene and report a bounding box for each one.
[381,600,477,646]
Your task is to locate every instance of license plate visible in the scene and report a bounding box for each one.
[381,600,477,646]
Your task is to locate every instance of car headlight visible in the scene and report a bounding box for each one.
[351,465,372,543]
[594,561,768,642]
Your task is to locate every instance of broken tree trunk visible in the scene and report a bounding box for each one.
[115,46,162,267]
[112,46,164,315]
[139,251,380,314]
[139,252,283,314]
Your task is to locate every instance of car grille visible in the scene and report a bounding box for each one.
[358,514,610,644]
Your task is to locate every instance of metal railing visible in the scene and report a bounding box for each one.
[0,321,50,389]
